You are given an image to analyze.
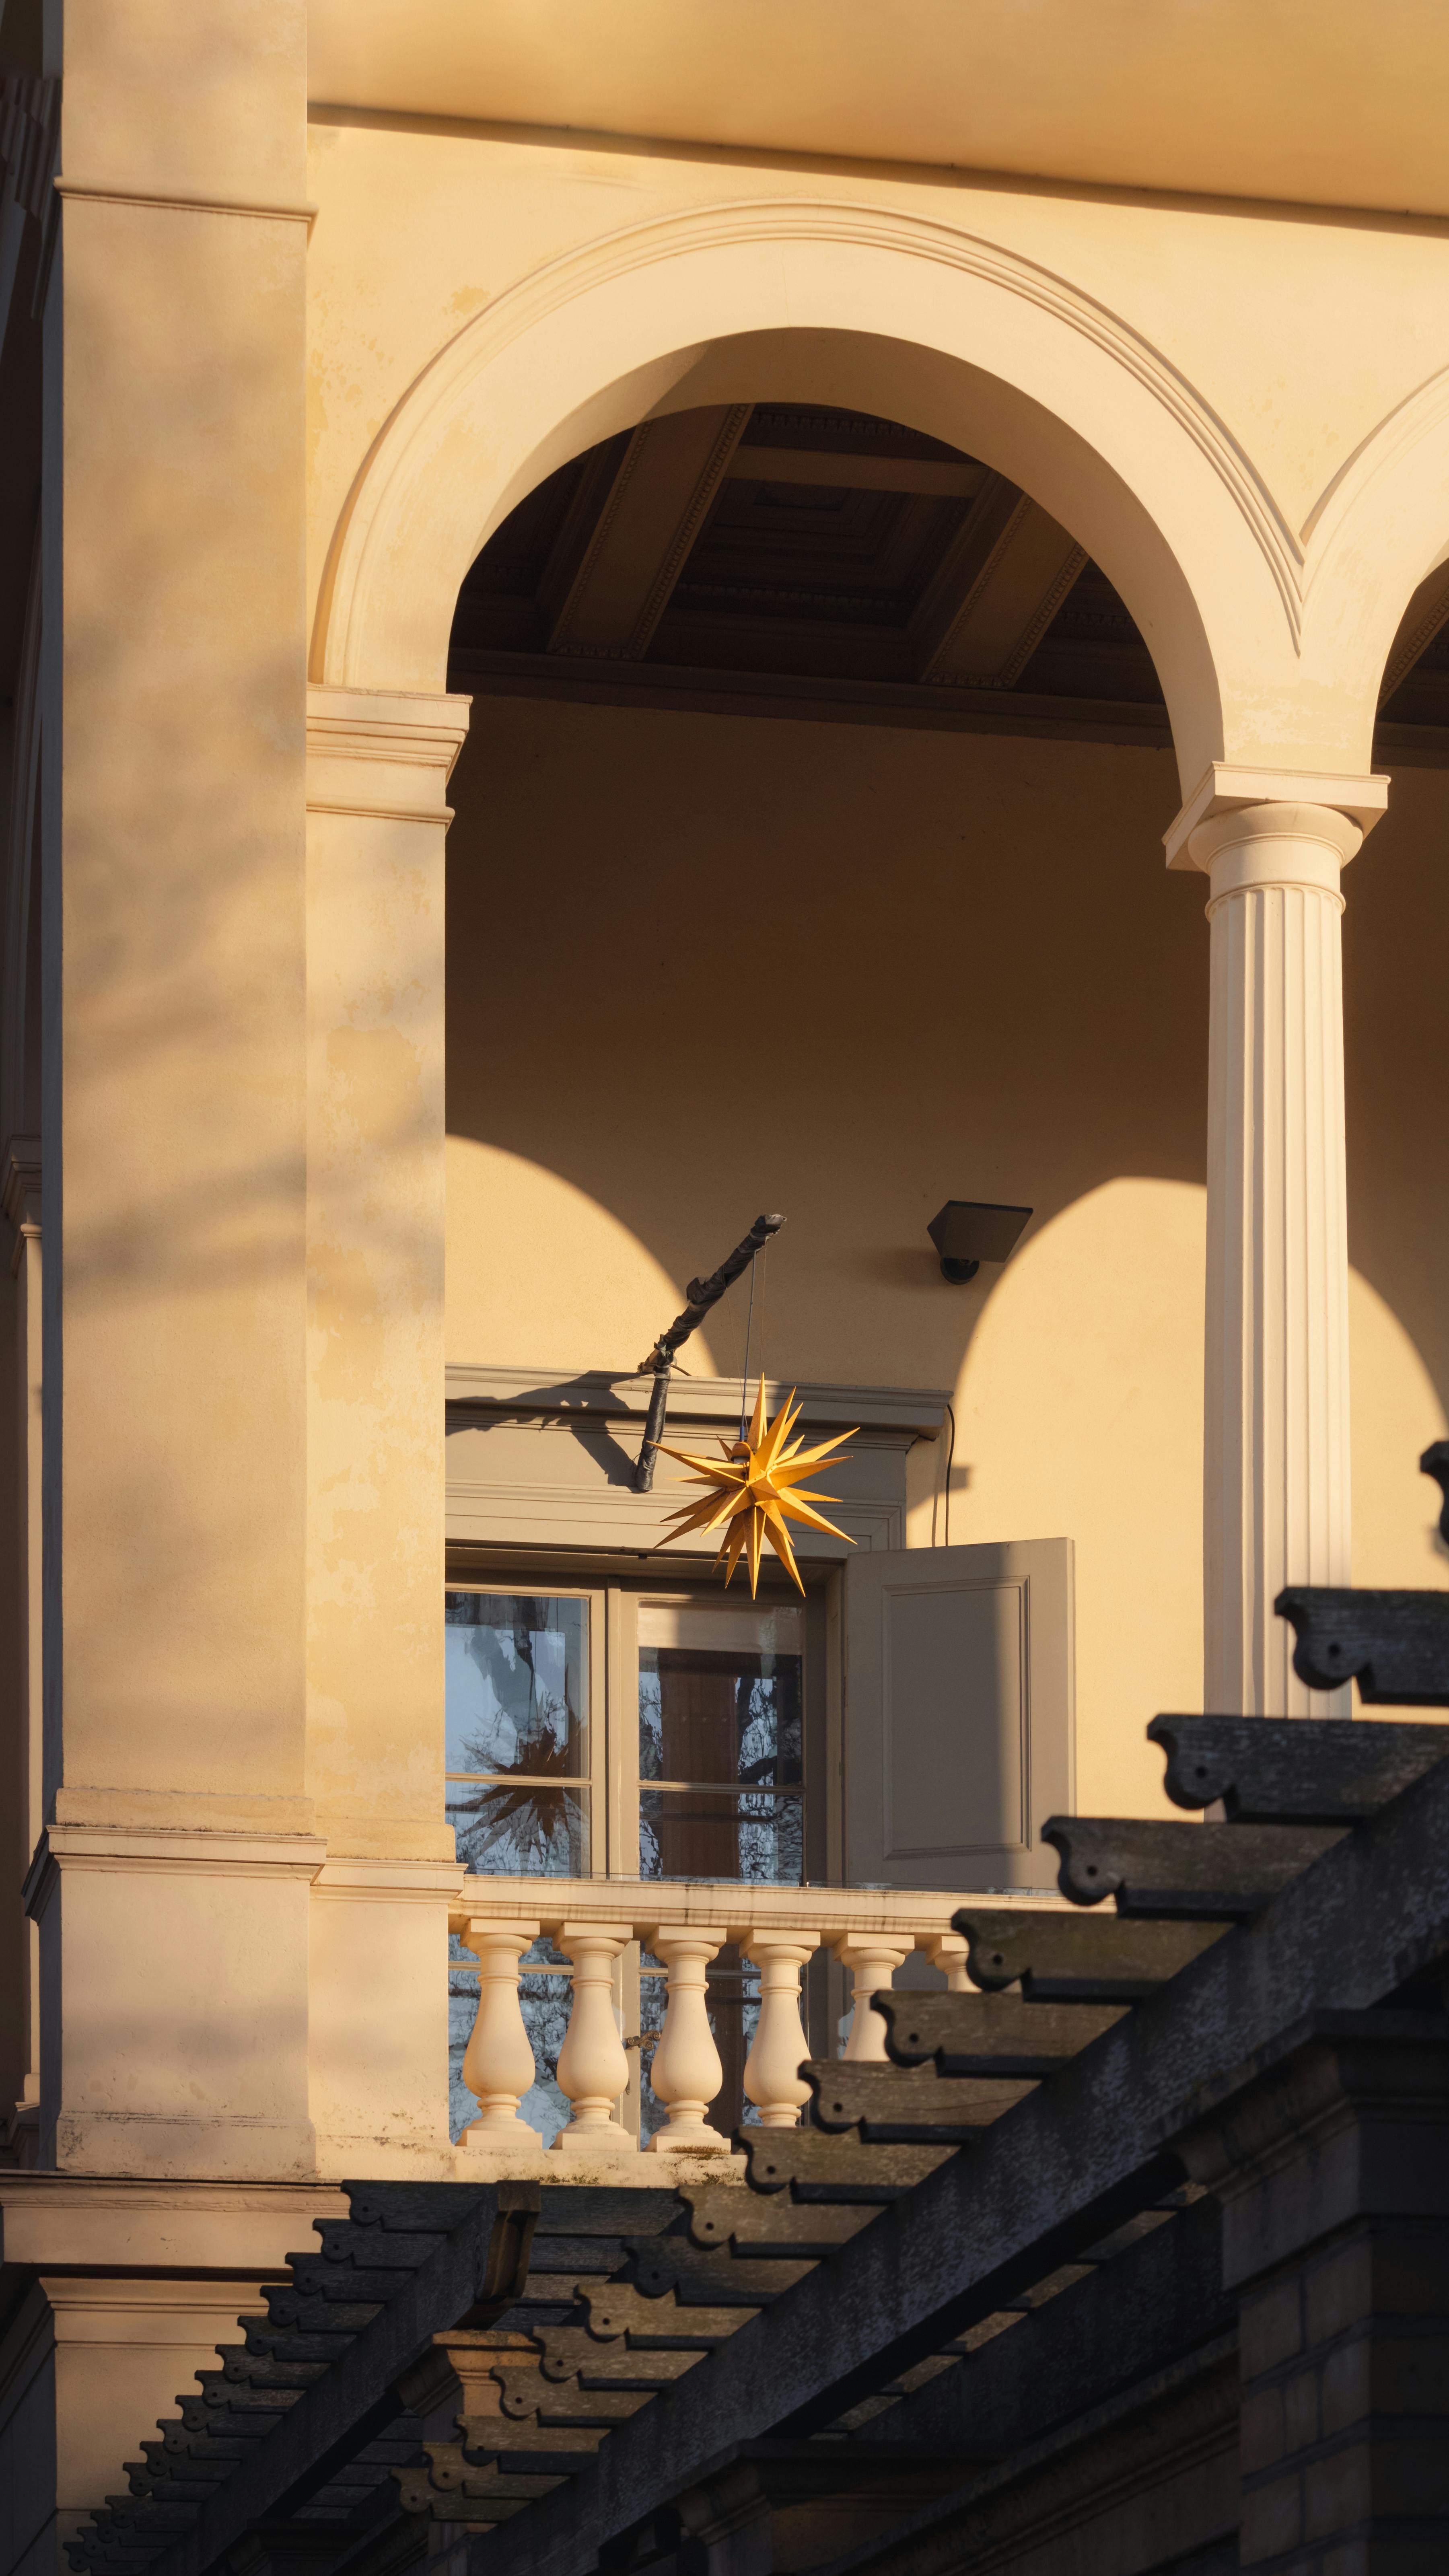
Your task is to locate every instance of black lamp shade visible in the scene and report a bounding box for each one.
[928,1200,1032,1282]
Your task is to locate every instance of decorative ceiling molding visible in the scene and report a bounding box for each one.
[548,403,751,658]
[1378,558,1449,710]
[912,480,1087,689]
[724,447,984,498]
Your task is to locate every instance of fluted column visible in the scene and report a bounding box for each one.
[1187,801,1362,1715]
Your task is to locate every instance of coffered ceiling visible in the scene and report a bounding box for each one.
[449,405,1449,759]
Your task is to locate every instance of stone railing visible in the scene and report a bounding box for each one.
[449,1876,1060,2173]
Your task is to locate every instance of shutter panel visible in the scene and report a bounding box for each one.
[843,1540,1074,1889]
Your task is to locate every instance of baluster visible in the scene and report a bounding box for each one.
[928,1931,972,1992]
[834,1935,912,2061]
[553,1923,635,2153]
[458,1917,541,2138]
[643,1926,729,2152]
[741,1929,819,2127]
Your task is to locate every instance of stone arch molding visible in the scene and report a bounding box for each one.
[311,198,1410,785]
[1297,361,1449,734]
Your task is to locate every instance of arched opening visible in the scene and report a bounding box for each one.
[315,245,1449,2139]
[429,347,1449,1934]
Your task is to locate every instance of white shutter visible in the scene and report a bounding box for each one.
[843,1540,1074,1889]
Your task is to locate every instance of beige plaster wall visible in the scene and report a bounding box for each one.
[1342,765,1449,1585]
[305,115,1449,784]
[444,703,1449,1816]
[306,115,1449,621]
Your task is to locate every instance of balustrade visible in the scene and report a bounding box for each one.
[451,1879,1055,2169]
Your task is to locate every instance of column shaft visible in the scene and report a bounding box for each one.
[1193,804,1360,1715]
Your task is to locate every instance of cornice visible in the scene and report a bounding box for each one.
[445,1361,948,1438]
[54,176,315,225]
[23,1826,329,1922]
[306,683,473,820]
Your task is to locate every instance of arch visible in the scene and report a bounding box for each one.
[311,198,1328,789]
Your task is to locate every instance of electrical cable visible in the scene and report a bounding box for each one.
[943,1399,956,1549]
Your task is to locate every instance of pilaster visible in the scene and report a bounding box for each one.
[301,687,469,2174]
[40,0,313,2179]
[304,685,469,1866]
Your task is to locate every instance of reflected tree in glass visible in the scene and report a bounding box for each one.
[446,1594,589,1876]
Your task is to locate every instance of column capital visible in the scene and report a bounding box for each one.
[1189,801,1364,904]
[305,683,472,825]
[1163,762,1388,871]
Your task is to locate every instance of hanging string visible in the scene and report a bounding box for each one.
[739,1251,758,1444]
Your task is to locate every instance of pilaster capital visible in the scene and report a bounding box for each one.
[305,683,472,826]
[1163,762,1388,873]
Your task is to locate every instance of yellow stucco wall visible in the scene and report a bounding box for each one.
[443,702,1449,1814]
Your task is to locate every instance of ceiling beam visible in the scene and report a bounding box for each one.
[910,473,1087,688]
[723,447,985,498]
[548,405,751,658]
[1378,557,1449,708]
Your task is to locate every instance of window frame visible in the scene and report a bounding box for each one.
[444,1578,606,1879]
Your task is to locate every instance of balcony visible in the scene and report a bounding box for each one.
[448,1874,1064,2181]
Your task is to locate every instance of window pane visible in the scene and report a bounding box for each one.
[638,1605,802,1790]
[446,1592,588,1778]
[640,1787,803,1885]
[449,1780,589,1877]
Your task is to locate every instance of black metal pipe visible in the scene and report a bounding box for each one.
[633,1212,784,1491]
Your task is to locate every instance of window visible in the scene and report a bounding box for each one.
[638,1603,803,1884]
[445,1583,812,1885]
[445,1575,821,2146]
[445,1590,593,1874]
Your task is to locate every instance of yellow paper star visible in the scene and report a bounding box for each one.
[655,1380,856,1595]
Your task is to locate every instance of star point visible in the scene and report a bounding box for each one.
[655,1381,857,1595]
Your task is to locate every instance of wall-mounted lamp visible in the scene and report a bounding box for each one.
[927,1199,1033,1284]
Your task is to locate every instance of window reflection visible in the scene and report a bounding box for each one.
[445,1593,589,1874]
[638,1604,804,1883]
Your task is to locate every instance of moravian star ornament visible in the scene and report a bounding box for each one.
[656,1380,856,1595]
